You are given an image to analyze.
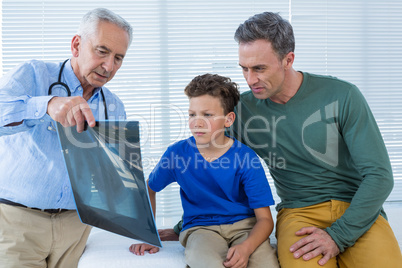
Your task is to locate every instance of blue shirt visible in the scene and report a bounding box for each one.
[149,137,275,231]
[0,59,126,209]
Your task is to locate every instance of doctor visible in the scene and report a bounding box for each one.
[0,8,132,267]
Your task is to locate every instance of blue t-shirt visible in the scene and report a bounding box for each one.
[149,136,275,231]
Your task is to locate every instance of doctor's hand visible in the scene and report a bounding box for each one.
[290,227,339,266]
[47,96,95,133]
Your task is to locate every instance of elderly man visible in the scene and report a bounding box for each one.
[0,8,132,267]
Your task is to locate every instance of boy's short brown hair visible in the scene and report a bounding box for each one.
[184,73,240,114]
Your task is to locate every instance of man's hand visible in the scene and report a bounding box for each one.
[129,243,159,256]
[47,96,95,133]
[223,244,251,268]
[158,228,179,241]
[290,227,340,266]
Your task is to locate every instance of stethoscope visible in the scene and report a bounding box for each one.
[48,59,109,120]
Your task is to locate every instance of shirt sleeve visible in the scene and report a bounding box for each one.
[325,85,394,252]
[0,62,53,134]
[148,146,177,192]
[241,148,275,209]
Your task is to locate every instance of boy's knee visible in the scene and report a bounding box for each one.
[184,245,226,268]
[247,239,279,268]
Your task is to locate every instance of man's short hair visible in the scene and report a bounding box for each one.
[234,12,295,59]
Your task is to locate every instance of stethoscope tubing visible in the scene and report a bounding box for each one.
[48,59,108,120]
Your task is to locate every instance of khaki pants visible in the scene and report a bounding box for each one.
[276,200,402,268]
[0,203,91,268]
[179,217,279,268]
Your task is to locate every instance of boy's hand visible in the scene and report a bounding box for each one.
[129,243,159,256]
[223,243,251,268]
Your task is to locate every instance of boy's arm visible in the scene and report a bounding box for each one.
[147,179,156,215]
[129,179,160,255]
[223,207,274,268]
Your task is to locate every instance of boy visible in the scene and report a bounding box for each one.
[129,73,279,268]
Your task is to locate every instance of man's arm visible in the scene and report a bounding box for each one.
[2,96,97,133]
[0,62,49,134]
[1,61,96,135]
[289,86,394,265]
[0,92,53,136]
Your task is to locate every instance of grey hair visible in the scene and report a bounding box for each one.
[234,12,295,60]
[78,8,133,45]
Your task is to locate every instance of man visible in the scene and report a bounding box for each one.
[164,12,402,268]
[0,8,132,267]
[232,11,402,268]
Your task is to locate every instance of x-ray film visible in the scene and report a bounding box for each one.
[57,121,161,247]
